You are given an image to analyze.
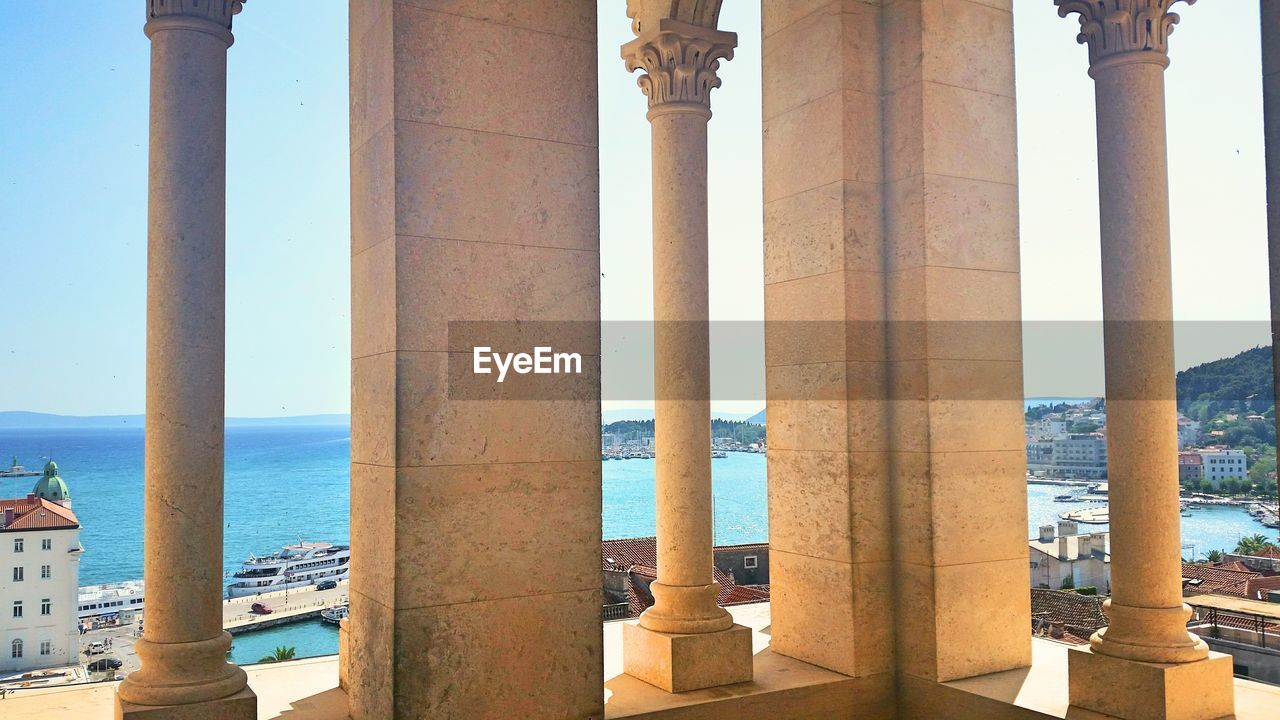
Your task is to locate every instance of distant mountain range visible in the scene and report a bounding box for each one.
[0,412,351,430]
[7,399,1107,430]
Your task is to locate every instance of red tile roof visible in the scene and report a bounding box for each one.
[603,537,658,571]
[0,496,79,531]
[1182,562,1257,598]
[1245,575,1280,601]
[1214,561,1254,573]
[1031,589,1108,636]
[603,537,770,618]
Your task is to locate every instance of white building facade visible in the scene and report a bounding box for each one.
[1028,521,1110,592]
[0,463,82,674]
[1025,433,1109,479]
[1199,448,1248,484]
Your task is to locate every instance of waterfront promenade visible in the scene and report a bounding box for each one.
[223,582,348,634]
[0,582,349,691]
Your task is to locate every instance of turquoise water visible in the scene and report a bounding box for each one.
[229,620,339,666]
[1026,483,1274,559]
[0,427,351,585]
[1,426,1272,665]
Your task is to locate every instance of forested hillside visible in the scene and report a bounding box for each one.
[1176,346,1275,421]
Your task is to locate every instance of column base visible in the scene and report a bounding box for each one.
[623,622,753,693]
[116,687,257,720]
[1068,646,1234,720]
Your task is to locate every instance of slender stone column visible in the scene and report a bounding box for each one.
[1262,0,1280,524]
[1056,2,1233,718]
[618,11,752,693]
[117,2,255,719]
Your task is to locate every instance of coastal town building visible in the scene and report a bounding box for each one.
[1182,563,1280,603]
[1188,595,1280,685]
[1199,447,1249,484]
[1026,433,1109,479]
[1182,557,1280,684]
[0,463,82,674]
[10,2,1280,720]
[1226,547,1280,575]
[1029,522,1111,592]
[1179,451,1205,482]
[1178,417,1202,450]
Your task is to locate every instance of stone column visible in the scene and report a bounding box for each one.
[619,11,752,693]
[116,2,255,720]
[1262,0,1280,521]
[346,2,603,718]
[1055,2,1233,719]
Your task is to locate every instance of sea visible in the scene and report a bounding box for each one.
[0,423,1272,665]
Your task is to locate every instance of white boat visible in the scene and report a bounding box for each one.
[78,580,145,620]
[0,455,40,478]
[321,605,349,624]
[226,542,350,599]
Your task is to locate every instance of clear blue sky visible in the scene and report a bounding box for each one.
[0,2,1271,416]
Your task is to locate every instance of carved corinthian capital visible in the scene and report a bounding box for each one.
[622,18,737,112]
[148,0,244,29]
[1055,0,1195,70]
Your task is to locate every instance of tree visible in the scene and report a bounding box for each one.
[258,646,296,664]
[1060,575,1075,590]
[1206,550,1223,564]
[1234,534,1280,556]
[1249,455,1276,486]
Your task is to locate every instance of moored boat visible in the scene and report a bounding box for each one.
[226,541,350,599]
[321,604,349,624]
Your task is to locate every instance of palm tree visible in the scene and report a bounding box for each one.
[258,646,296,664]
[1233,534,1278,556]
[1206,550,1223,564]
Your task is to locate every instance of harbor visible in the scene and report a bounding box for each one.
[223,581,349,635]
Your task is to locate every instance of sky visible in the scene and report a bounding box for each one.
[0,2,1272,417]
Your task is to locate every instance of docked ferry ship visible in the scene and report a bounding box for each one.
[225,542,350,599]
[78,580,145,621]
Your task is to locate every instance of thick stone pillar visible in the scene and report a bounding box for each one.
[1055,2,1234,719]
[880,0,1030,692]
[116,2,255,719]
[763,6,1028,709]
[761,0,896,688]
[346,1,603,718]
[1262,0,1280,518]
[618,5,752,693]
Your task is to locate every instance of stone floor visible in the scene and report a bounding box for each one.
[4,602,1279,720]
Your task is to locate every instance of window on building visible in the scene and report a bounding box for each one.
[41,599,51,615]
[744,555,758,569]
[13,566,23,582]
[13,601,23,618]
[41,539,51,551]
[11,639,21,659]
[41,564,50,579]
[13,539,23,553]
[39,640,51,656]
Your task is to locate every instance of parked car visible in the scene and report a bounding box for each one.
[86,641,106,655]
[87,657,123,672]
[250,602,273,615]
[315,579,338,591]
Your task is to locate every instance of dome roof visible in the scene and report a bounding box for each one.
[32,460,71,502]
